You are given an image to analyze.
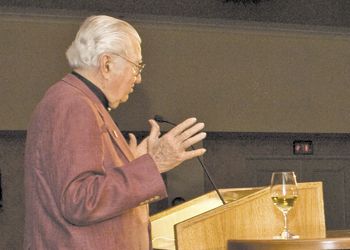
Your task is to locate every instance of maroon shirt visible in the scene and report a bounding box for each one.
[24,74,167,250]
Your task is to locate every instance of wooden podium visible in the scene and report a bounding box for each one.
[151,182,325,250]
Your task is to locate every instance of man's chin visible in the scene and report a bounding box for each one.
[108,95,129,110]
[109,101,120,110]
[121,95,129,102]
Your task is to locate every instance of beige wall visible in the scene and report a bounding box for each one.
[1,13,350,132]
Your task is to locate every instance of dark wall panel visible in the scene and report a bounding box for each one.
[204,133,350,230]
[0,132,25,250]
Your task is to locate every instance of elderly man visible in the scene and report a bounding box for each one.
[24,15,206,250]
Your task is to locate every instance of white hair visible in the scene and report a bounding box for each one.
[66,15,141,69]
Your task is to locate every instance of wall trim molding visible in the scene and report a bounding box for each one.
[1,7,350,37]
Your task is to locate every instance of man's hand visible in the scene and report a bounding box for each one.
[147,117,206,173]
[128,133,148,159]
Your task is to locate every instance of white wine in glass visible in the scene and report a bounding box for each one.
[270,171,299,239]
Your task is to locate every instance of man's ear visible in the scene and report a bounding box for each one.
[100,54,111,78]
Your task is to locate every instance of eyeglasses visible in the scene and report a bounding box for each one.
[111,53,145,76]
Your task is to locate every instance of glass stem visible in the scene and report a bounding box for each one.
[283,212,288,232]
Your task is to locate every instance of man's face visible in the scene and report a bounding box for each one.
[105,48,143,109]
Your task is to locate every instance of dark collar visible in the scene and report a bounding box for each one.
[71,71,110,111]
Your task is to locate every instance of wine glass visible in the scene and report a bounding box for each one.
[270,171,299,239]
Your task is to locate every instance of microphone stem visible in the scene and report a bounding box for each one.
[156,117,226,205]
[191,146,226,205]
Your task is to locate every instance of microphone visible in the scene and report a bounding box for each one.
[154,115,176,126]
[154,115,226,205]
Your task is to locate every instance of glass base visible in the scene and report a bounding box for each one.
[273,231,300,240]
